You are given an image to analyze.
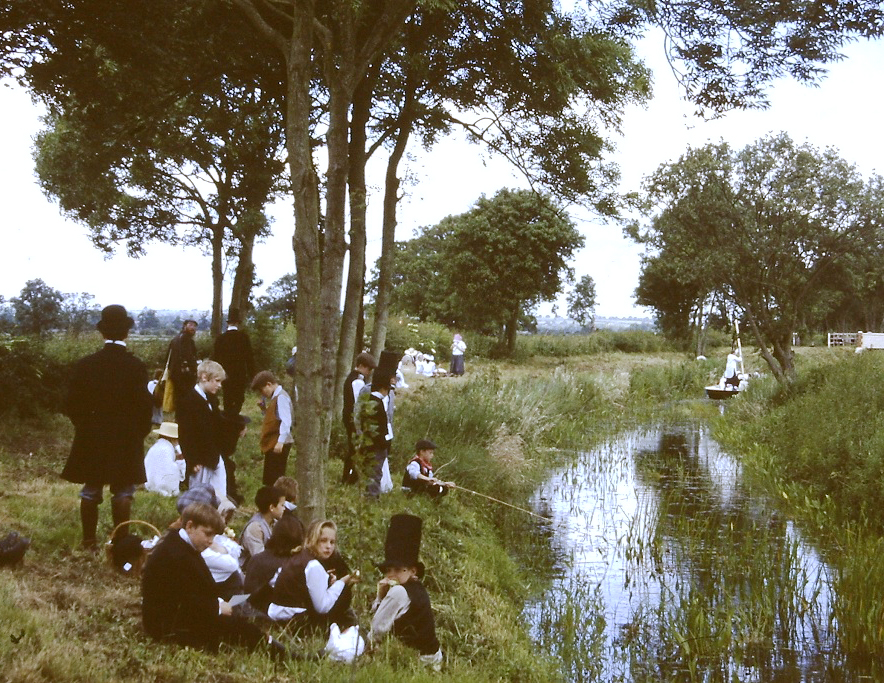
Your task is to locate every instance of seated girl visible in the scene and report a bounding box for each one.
[243,514,304,614]
[267,519,360,631]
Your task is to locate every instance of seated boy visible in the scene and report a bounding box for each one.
[250,371,294,486]
[141,502,284,656]
[239,485,285,568]
[402,439,453,498]
[369,514,443,670]
[144,421,185,496]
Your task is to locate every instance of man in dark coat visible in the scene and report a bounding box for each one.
[211,308,254,417]
[168,318,198,408]
[62,305,153,550]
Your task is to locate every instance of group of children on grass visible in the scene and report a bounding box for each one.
[142,489,442,667]
[139,355,450,667]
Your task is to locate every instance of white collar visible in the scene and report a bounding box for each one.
[195,385,208,401]
[178,528,196,549]
[227,325,238,330]
[104,340,127,347]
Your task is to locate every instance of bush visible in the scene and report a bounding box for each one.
[515,329,670,358]
[0,337,68,416]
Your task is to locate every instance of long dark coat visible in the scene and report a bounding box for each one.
[61,343,152,487]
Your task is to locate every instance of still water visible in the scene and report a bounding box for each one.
[526,423,877,682]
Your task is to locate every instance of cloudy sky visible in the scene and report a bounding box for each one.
[1,31,881,318]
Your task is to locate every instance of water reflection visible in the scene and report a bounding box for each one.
[526,423,877,682]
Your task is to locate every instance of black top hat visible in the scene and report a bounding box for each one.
[96,305,134,339]
[227,307,242,325]
[377,513,424,578]
[377,349,401,376]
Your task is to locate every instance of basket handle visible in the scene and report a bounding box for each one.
[108,520,162,542]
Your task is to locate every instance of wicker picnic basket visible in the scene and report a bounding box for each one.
[105,520,161,576]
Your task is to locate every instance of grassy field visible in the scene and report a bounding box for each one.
[0,335,729,683]
[6,328,816,683]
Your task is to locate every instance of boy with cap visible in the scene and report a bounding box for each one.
[402,439,454,498]
[369,514,442,670]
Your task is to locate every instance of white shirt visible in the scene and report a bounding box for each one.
[271,385,294,444]
[202,534,243,582]
[144,439,185,496]
[267,558,346,620]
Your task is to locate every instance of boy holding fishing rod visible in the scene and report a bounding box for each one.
[402,439,454,499]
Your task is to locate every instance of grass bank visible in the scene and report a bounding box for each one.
[0,341,717,682]
[713,346,884,658]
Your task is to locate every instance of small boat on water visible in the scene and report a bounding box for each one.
[705,384,743,400]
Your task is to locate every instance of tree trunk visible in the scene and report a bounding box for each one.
[505,307,519,354]
[336,70,373,421]
[371,99,413,360]
[230,230,256,318]
[287,13,325,524]
[211,224,224,338]
[318,79,351,463]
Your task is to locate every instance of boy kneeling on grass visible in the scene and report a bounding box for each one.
[141,502,287,658]
[402,439,454,499]
[368,514,443,670]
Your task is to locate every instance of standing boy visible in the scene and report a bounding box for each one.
[250,370,294,485]
[357,370,393,498]
[342,352,376,484]
[62,305,153,550]
[177,360,229,500]
[369,514,442,670]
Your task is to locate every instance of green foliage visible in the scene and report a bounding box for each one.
[11,278,64,336]
[388,188,584,350]
[255,273,297,325]
[627,358,714,404]
[517,329,670,358]
[725,352,884,527]
[566,274,597,330]
[0,338,68,416]
[632,133,884,382]
[249,311,288,377]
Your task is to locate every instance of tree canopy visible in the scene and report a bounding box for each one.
[388,188,583,351]
[629,132,884,381]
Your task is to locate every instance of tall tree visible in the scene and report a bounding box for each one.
[4,0,882,518]
[389,188,584,351]
[630,133,884,381]
[33,77,286,337]
[12,279,64,337]
[567,275,598,331]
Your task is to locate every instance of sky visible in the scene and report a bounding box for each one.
[1,31,882,319]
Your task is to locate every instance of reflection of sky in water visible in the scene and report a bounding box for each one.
[526,424,840,680]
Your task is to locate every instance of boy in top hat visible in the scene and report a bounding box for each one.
[62,304,153,550]
[369,514,442,670]
[402,439,454,498]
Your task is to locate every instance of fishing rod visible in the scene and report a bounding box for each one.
[449,484,551,521]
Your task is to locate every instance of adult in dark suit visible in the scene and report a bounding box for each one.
[168,319,198,408]
[142,502,278,653]
[211,308,254,417]
[62,305,153,550]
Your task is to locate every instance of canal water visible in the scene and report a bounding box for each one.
[526,422,877,682]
